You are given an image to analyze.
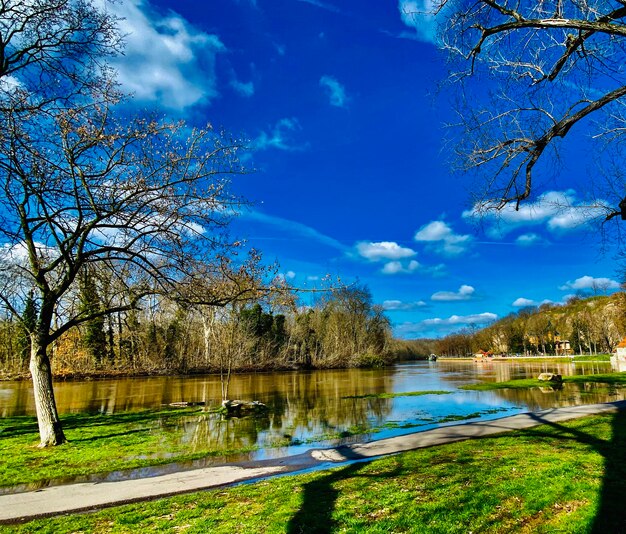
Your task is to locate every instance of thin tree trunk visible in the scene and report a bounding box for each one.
[29,337,66,447]
[201,311,214,365]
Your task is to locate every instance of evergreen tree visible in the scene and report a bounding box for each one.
[79,272,107,366]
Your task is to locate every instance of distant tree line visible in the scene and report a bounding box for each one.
[0,280,429,377]
[434,293,626,357]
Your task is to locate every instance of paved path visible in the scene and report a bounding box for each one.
[2,401,625,524]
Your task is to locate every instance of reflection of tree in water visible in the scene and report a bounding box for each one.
[173,370,395,452]
[4,367,395,449]
[179,413,271,453]
[260,371,393,444]
[437,360,615,384]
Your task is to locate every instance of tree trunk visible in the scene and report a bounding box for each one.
[201,311,214,365]
[29,337,66,447]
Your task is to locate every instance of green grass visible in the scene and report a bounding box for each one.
[342,390,452,399]
[0,407,261,489]
[6,412,626,533]
[572,354,612,362]
[0,398,502,489]
[460,371,626,391]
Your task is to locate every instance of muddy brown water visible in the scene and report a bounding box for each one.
[1,360,621,459]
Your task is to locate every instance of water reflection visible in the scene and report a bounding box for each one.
[1,360,624,461]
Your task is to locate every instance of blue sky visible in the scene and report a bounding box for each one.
[106,0,622,338]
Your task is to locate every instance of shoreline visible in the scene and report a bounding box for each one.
[1,354,612,382]
[1,400,624,524]
[0,358,430,382]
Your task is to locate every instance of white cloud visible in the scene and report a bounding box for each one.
[0,75,22,94]
[285,270,296,280]
[395,312,497,336]
[109,0,225,111]
[319,75,348,108]
[296,0,341,13]
[422,312,497,327]
[516,233,542,246]
[383,299,427,311]
[559,276,620,292]
[254,118,306,151]
[512,297,537,307]
[0,241,56,263]
[414,220,472,256]
[382,260,420,275]
[464,190,609,238]
[398,0,439,43]
[230,79,254,98]
[431,284,475,301]
[356,241,416,261]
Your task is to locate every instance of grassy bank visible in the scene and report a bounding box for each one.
[0,407,262,488]
[460,372,626,391]
[5,412,626,533]
[572,354,612,362]
[0,389,456,488]
[439,355,612,363]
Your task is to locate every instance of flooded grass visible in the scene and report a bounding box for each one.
[8,412,626,533]
[342,390,452,399]
[0,402,516,489]
[460,371,626,391]
[0,407,260,489]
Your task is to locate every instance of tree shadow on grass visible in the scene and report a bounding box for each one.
[70,427,151,443]
[287,407,626,533]
[524,408,626,532]
[588,409,626,533]
[286,454,403,534]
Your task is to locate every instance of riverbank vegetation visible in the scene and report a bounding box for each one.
[6,411,626,533]
[435,292,626,358]
[0,283,431,381]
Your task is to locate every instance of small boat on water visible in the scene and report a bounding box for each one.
[428,354,437,361]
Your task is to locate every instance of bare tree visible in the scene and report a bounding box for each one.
[0,1,266,447]
[438,0,626,226]
[0,0,121,111]
[0,92,257,445]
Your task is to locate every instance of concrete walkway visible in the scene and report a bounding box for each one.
[2,401,625,524]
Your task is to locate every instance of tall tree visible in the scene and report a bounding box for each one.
[0,0,260,446]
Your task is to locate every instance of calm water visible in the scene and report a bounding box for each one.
[1,359,622,463]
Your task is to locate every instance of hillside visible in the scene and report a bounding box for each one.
[434,292,626,357]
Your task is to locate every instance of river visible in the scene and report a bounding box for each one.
[0,359,622,462]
